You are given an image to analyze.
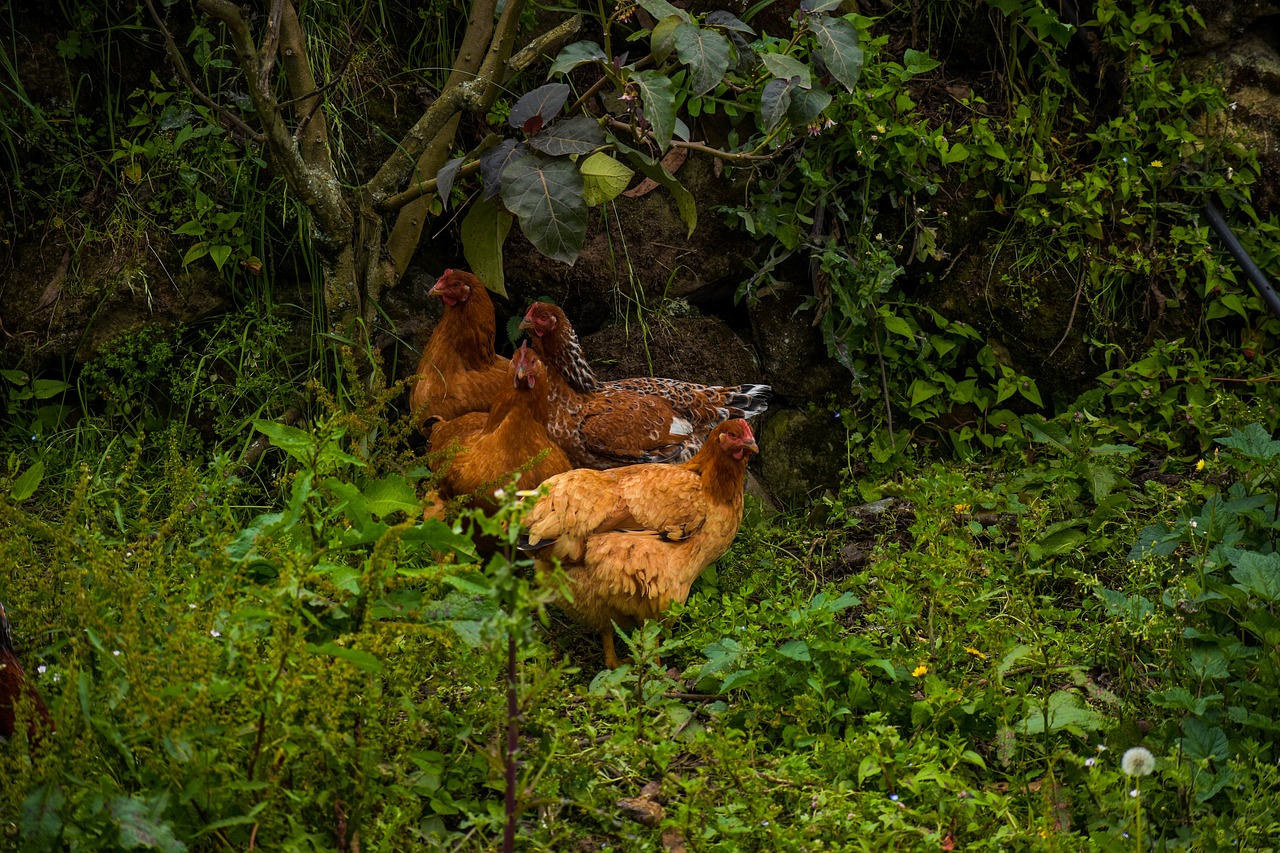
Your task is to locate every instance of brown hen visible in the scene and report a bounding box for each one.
[1,602,55,745]
[519,419,758,668]
[427,342,572,514]
[520,301,770,460]
[410,269,510,432]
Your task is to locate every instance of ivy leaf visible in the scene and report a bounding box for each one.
[704,10,753,34]
[435,156,463,209]
[787,85,832,125]
[762,53,812,88]
[651,15,683,64]
[550,40,607,76]
[636,0,691,24]
[674,24,731,96]
[801,0,844,11]
[528,115,605,156]
[461,196,514,296]
[500,153,588,264]
[580,151,635,206]
[809,14,864,91]
[633,70,677,150]
[508,83,571,132]
[479,139,526,200]
[760,77,794,132]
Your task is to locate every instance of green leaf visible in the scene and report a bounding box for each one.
[777,639,811,661]
[33,379,71,399]
[902,48,941,76]
[174,220,205,237]
[651,16,683,64]
[1017,690,1106,735]
[881,313,914,339]
[704,10,753,34]
[620,147,696,235]
[442,572,492,596]
[809,14,864,91]
[1180,716,1230,763]
[500,153,588,264]
[181,242,209,266]
[801,0,843,11]
[252,419,315,464]
[20,785,64,849]
[361,474,421,518]
[10,460,44,501]
[787,85,832,125]
[761,53,812,88]
[580,152,635,206]
[1217,423,1280,462]
[108,794,188,853]
[674,24,731,96]
[479,139,526,200]
[633,70,678,150]
[760,78,794,132]
[528,115,605,156]
[305,642,383,674]
[401,519,479,560]
[461,196,514,297]
[908,379,940,407]
[636,0,691,24]
[1229,550,1280,602]
[549,41,607,76]
[208,244,232,270]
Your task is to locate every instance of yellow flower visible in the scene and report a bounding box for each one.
[954,503,971,514]
[1150,160,1163,167]
[1195,459,1205,472]
[912,664,929,677]
[965,646,987,660]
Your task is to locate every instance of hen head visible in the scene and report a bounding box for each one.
[715,419,760,461]
[518,302,562,338]
[429,269,481,306]
[511,341,545,389]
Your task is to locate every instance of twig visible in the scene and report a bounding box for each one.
[1047,267,1085,360]
[607,119,774,161]
[143,0,264,143]
[379,159,483,213]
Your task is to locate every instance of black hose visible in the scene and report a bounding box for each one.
[1204,199,1280,322]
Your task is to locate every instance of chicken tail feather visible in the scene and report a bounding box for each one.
[722,384,772,419]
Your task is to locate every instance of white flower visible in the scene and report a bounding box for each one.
[493,488,507,500]
[37,665,47,674]
[188,603,197,610]
[1085,757,1095,767]
[1122,746,1156,776]
[210,629,222,638]
[112,650,121,656]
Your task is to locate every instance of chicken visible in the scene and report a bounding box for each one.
[519,419,759,668]
[409,269,510,432]
[519,301,771,459]
[427,342,572,513]
[0,602,54,745]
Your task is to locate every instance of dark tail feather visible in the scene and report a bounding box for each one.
[723,384,772,419]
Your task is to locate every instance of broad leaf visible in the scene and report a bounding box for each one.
[619,145,696,235]
[1217,422,1280,462]
[674,24,731,96]
[801,0,843,11]
[809,14,864,91]
[704,9,753,33]
[1180,716,1230,763]
[1229,550,1280,602]
[637,0,691,23]
[108,795,187,853]
[787,85,832,125]
[479,139,526,200]
[509,83,571,132]
[760,77,794,132]
[528,115,605,156]
[252,420,315,465]
[1017,690,1107,735]
[361,474,420,518]
[434,157,463,208]
[633,70,678,150]
[777,639,811,661]
[461,196,513,296]
[10,460,44,501]
[401,518,479,560]
[580,151,635,205]
[903,47,941,76]
[500,153,588,264]
[549,40,607,76]
[305,642,384,674]
[651,16,683,64]
[761,53,812,88]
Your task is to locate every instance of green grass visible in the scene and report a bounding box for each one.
[4,368,1280,850]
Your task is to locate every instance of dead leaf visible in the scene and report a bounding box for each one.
[36,250,71,312]
[661,828,687,853]
[617,797,664,827]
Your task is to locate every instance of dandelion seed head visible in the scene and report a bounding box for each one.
[1122,746,1155,777]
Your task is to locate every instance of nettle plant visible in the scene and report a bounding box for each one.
[437,0,864,282]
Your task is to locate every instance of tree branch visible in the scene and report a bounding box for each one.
[380,159,483,213]
[143,0,264,143]
[606,119,775,161]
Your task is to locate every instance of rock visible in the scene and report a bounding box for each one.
[758,407,849,506]
[580,313,765,387]
[745,278,850,404]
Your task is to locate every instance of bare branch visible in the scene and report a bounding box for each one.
[142,0,264,143]
[380,159,483,213]
[607,119,775,162]
[277,0,333,173]
[504,15,582,81]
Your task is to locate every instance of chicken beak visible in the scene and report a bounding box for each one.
[743,438,760,454]
[517,312,538,335]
